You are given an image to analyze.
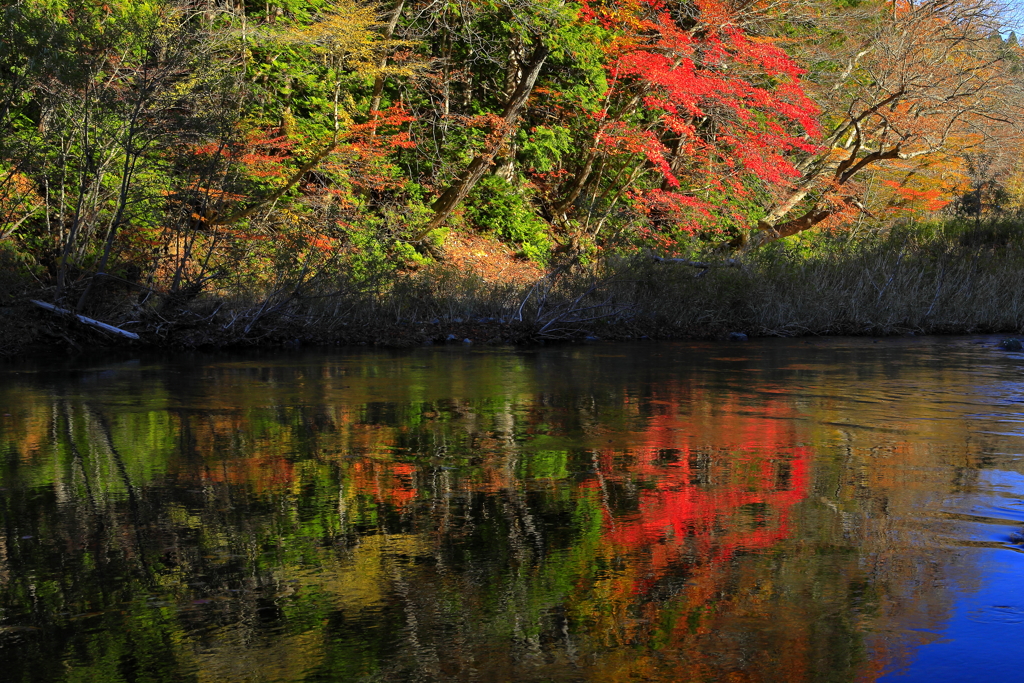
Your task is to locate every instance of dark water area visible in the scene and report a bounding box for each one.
[2,337,1024,682]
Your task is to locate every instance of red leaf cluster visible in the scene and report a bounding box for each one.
[582,0,822,235]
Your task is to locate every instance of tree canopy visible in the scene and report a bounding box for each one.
[1,0,1022,313]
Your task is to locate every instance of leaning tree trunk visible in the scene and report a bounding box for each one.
[416,42,550,241]
[368,0,406,118]
[739,143,907,251]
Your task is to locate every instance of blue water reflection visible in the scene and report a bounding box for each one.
[880,470,1024,681]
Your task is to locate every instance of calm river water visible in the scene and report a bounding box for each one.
[2,337,1024,682]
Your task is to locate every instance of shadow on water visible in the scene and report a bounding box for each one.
[2,336,1024,681]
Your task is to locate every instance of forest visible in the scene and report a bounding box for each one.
[2,0,1024,353]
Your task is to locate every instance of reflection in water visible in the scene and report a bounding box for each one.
[2,338,1024,681]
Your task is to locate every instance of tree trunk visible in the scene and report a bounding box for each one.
[416,42,549,240]
[744,144,906,249]
[368,0,406,118]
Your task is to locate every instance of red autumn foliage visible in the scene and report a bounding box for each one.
[580,0,821,236]
[592,393,811,595]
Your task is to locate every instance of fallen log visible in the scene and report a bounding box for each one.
[30,300,140,340]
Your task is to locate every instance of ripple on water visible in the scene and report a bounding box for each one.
[967,604,1024,625]
[5,337,1024,683]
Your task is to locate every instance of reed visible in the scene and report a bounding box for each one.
[6,218,1024,355]
[622,220,1024,338]
[292,220,1024,343]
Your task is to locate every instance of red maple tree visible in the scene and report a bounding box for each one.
[557,0,821,243]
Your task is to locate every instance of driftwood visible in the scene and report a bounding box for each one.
[30,300,140,340]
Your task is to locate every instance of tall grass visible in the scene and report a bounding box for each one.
[285,218,1024,342]
[6,218,1024,355]
[594,220,1024,338]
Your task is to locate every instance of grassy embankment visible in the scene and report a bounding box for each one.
[3,219,1024,357]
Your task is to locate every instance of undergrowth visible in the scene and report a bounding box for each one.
[5,218,1024,356]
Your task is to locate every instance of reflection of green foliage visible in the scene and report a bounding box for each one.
[519,449,569,479]
[62,601,199,683]
[0,350,910,683]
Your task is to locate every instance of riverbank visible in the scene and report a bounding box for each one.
[5,221,1024,358]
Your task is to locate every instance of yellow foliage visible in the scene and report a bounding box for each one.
[1001,161,1024,212]
[273,0,418,80]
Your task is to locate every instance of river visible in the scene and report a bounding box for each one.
[2,337,1023,682]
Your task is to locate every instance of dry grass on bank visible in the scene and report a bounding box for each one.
[270,223,1024,344]
[600,228,1024,338]
[5,220,1024,356]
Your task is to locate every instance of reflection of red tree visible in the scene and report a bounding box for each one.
[348,460,418,508]
[572,393,828,682]
[596,393,811,594]
[201,452,295,494]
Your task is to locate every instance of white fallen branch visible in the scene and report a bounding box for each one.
[30,299,140,340]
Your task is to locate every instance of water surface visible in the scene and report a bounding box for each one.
[2,337,1024,682]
